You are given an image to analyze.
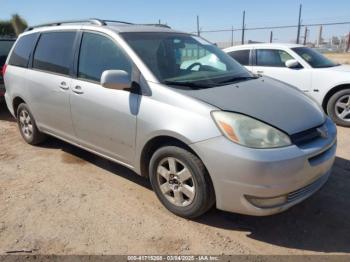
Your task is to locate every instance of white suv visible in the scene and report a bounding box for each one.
[224,43,350,127]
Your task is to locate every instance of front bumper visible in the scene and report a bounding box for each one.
[190,118,337,216]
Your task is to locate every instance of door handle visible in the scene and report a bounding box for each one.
[59,81,69,90]
[72,85,84,94]
[256,70,264,74]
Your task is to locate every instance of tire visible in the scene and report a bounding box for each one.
[149,146,215,218]
[326,89,350,127]
[17,103,47,145]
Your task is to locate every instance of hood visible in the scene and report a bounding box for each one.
[174,77,325,135]
[324,64,350,73]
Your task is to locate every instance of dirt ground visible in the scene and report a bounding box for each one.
[0,102,349,255]
[325,53,350,64]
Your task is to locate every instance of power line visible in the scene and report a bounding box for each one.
[193,21,350,34]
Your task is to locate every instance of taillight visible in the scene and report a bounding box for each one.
[1,64,7,77]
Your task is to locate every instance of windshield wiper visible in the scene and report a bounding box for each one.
[164,80,211,89]
[217,76,258,85]
[164,76,258,89]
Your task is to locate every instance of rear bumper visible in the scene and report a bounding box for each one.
[190,118,337,216]
[4,91,15,116]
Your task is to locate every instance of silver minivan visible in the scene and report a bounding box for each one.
[3,19,337,218]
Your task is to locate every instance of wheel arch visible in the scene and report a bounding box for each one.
[139,135,199,178]
[12,96,26,117]
[322,84,350,113]
[139,134,217,207]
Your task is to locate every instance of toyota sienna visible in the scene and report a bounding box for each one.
[3,19,337,218]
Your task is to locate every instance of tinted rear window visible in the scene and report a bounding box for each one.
[8,34,37,68]
[228,50,250,66]
[33,32,76,75]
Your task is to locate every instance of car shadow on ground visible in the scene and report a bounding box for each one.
[0,102,15,122]
[43,135,350,253]
[1,105,349,253]
[41,136,153,190]
[195,156,350,253]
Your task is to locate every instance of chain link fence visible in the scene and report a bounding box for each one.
[196,22,350,52]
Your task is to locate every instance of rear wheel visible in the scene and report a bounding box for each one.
[149,146,215,218]
[327,89,350,127]
[17,103,46,145]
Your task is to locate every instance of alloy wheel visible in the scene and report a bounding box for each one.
[19,109,33,140]
[156,157,196,207]
[335,94,350,122]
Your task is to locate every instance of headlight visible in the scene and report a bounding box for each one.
[211,111,291,148]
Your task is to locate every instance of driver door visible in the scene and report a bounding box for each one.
[252,48,312,92]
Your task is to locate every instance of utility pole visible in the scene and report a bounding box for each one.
[317,25,323,47]
[296,4,302,44]
[196,15,200,36]
[231,26,234,46]
[303,26,308,45]
[347,32,350,52]
[241,10,245,45]
[269,31,273,43]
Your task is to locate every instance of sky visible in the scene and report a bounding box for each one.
[1,0,350,44]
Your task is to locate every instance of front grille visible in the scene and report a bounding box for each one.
[290,125,322,146]
[287,175,326,203]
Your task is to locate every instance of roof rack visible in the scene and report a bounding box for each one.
[140,24,171,29]
[101,19,134,25]
[25,18,171,31]
[25,19,106,31]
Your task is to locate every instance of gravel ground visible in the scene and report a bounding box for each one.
[325,53,350,65]
[0,102,349,255]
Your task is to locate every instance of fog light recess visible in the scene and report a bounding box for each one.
[245,195,287,208]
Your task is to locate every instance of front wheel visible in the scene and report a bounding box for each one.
[327,89,350,127]
[149,146,215,218]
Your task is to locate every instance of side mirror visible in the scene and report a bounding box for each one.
[285,59,301,69]
[101,70,131,90]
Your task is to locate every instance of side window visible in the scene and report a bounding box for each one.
[256,49,294,67]
[33,32,76,75]
[228,50,250,66]
[78,32,132,82]
[8,34,38,68]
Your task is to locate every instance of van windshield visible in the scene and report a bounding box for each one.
[121,32,254,88]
